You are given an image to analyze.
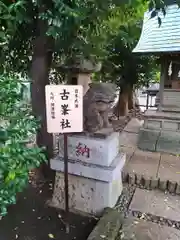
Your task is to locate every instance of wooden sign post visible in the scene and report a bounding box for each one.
[45,85,83,233]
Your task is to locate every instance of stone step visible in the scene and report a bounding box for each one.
[163,89,180,110]
[116,188,180,239]
[162,105,180,113]
[129,188,180,225]
[117,188,180,239]
[138,128,180,154]
[118,217,180,240]
[144,109,180,121]
[121,129,180,191]
[144,110,180,131]
[87,186,180,240]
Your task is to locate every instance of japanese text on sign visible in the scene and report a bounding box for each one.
[76,142,90,158]
[45,85,83,133]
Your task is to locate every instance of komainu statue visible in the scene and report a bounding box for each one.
[83,82,117,133]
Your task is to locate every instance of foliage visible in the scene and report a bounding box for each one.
[0,73,46,216]
[0,0,151,75]
[94,10,159,89]
[0,0,174,74]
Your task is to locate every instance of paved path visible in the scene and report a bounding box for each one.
[89,119,180,240]
[120,118,180,192]
[118,217,180,240]
[119,188,180,240]
[88,187,180,240]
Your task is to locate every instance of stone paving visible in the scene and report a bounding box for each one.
[119,217,180,240]
[116,119,180,239]
[120,118,180,191]
[119,188,180,239]
[138,128,180,155]
[88,187,180,240]
[129,188,180,222]
[88,118,180,240]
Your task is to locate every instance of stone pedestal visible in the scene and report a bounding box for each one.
[162,89,180,111]
[58,129,120,166]
[143,109,180,132]
[138,89,180,154]
[50,129,126,215]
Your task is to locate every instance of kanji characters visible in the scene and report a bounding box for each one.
[60,119,71,129]
[61,104,70,115]
[60,89,70,100]
[76,142,90,158]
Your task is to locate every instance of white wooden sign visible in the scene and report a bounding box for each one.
[45,85,83,133]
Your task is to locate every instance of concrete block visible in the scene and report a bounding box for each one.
[129,188,180,222]
[163,121,178,131]
[146,120,161,130]
[156,131,180,155]
[144,178,151,189]
[138,128,160,152]
[168,181,177,193]
[87,208,123,240]
[150,178,159,189]
[58,131,120,167]
[136,175,142,185]
[122,171,128,183]
[159,180,167,191]
[50,153,126,183]
[125,149,160,179]
[158,153,180,184]
[128,174,135,185]
[119,132,138,149]
[176,184,180,195]
[121,217,180,240]
[52,170,123,215]
[124,118,143,133]
[163,89,180,107]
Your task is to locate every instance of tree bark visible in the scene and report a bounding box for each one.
[114,86,129,117]
[119,86,129,116]
[31,11,54,179]
[128,85,134,110]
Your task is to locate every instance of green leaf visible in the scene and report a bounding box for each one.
[0,73,46,216]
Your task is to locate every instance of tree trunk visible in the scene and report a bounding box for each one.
[31,14,54,179]
[114,86,129,117]
[119,86,129,116]
[128,85,134,110]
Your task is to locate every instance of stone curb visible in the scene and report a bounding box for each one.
[122,172,180,194]
[87,208,123,240]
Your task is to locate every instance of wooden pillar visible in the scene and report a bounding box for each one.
[158,57,168,111]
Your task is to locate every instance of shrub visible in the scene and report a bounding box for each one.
[0,73,46,216]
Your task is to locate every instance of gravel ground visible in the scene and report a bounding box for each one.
[130,210,180,230]
[114,184,136,217]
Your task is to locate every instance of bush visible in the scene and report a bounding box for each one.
[0,73,46,216]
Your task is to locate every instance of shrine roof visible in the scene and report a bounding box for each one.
[133,4,180,54]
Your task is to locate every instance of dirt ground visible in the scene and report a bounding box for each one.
[0,170,97,240]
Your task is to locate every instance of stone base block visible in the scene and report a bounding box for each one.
[51,154,125,215]
[144,109,180,131]
[138,128,160,152]
[156,131,180,155]
[138,127,180,155]
[52,172,123,216]
[58,129,119,166]
[163,89,180,109]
